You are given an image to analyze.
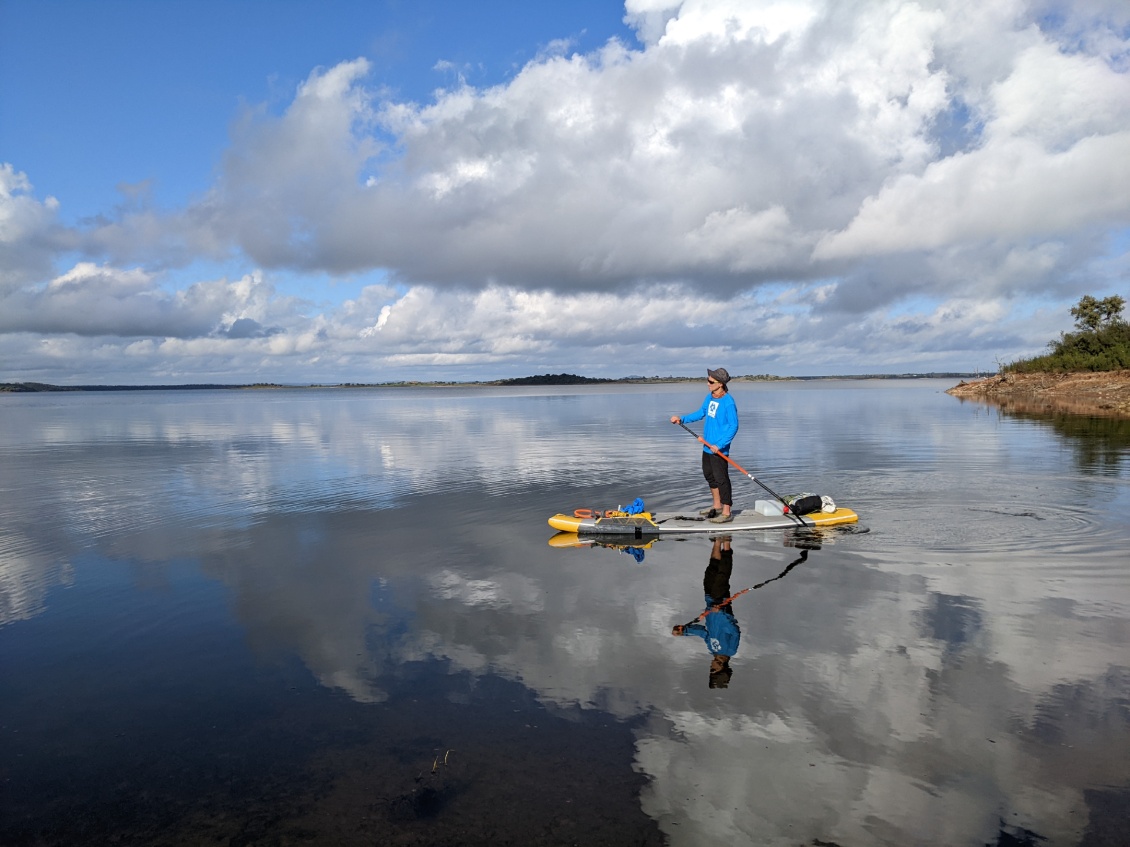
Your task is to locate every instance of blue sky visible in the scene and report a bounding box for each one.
[2,0,1128,384]
[2,0,635,222]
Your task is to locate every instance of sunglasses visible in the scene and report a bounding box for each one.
[707,378,719,385]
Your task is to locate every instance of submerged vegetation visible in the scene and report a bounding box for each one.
[1006,294,1130,373]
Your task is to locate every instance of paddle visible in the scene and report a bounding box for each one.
[673,419,798,517]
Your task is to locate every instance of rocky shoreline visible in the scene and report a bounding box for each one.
[946,370,1130,417]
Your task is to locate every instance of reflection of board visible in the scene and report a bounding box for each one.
[547,507,858,536]
[547,532,659,550]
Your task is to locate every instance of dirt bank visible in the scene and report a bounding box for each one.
[946,370,1130,418]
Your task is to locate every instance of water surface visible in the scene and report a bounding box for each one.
[2,381,1128,845]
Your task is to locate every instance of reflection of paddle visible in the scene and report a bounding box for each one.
[675,550,808,630]
[673,420,802,523]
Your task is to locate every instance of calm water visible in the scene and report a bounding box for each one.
[2,380,1128,846]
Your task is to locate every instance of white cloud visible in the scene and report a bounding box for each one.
[989,39,1130,148]
[0,165,70,293]
[0,263,304,340]
[141,0,1125,292]
[623,0,683,45]
[814,133,1130,259]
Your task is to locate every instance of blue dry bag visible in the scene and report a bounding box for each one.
[621,497,645,515]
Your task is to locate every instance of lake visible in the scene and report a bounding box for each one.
[2,380,1128,846]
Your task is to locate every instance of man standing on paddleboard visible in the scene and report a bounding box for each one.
[670,367,739,524]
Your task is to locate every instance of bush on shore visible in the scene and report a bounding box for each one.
[1006,295,1130,373]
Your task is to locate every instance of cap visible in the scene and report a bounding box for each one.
[707,367,730,385]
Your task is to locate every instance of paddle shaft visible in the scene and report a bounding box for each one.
[674,420,793,511]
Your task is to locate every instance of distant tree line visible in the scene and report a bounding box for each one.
[1006,294,1129,373]
[496,373,614,385]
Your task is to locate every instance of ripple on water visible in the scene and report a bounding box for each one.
[857,495,1128,566]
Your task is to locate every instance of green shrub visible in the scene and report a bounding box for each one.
[1005,295,1130,373]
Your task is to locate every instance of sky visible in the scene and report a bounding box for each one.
[1,0,1129,384]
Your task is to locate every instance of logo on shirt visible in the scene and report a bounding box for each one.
[707,400,719,417]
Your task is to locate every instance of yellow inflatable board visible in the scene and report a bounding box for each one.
[548,506,858,536]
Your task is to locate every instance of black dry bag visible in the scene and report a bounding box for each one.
[789,494,823,516]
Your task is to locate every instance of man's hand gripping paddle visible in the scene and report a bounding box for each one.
[673,419,799,519]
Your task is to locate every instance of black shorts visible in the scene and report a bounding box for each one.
[701,452,732,506]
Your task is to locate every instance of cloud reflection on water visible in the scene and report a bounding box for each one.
[1,384,1128,845]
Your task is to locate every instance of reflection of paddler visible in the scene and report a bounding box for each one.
[672,539,810,689]
[672,536,740,688]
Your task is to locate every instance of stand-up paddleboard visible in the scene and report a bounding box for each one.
[548,506,858,536]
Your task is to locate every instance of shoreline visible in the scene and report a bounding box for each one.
[945,370,1130,418]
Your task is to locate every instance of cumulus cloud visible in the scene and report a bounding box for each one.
[2,0,1129,381]
[99,1,1128,289]
[0,165,72,293]
[0,263,300,340]
[815,133,1130,260]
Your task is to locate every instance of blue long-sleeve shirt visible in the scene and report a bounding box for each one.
[680,606,741,657]
[682,392,739,454]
